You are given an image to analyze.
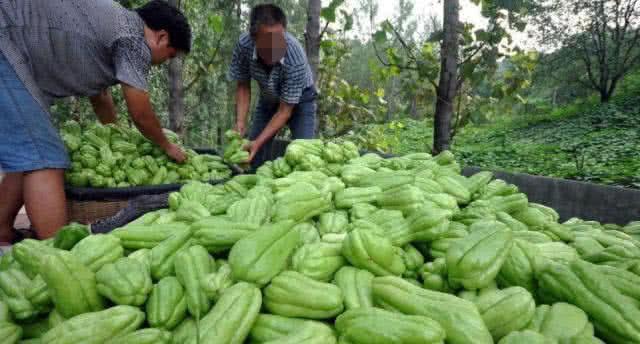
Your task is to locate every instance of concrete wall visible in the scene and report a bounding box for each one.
[463,167,640,225]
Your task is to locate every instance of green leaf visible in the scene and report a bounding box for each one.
[320,7,336,23]
[416,60,436,80]
[428,30,444,42]
[328,0,346,9]
[461,27,475,44]
[321,0,345,23]
[320,40,337,50]
[207,14,223,34]
[321,7,337,22]
[373,30,388,44]
[420,43,435,57]
[385,49,398,65]
[342,11,354,31]
[512,18,527,32]
[381,20,394,32]
[474,29,491,42]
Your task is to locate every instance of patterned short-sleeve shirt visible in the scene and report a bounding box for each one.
[0,0,151,110]
[228,32,314,105]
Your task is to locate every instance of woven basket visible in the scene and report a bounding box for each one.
[66,199,129,225]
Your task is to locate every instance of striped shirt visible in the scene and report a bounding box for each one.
[228,32,314,105]
[0,0,151,110]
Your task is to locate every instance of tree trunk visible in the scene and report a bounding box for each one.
[167,0,185,137]
[451,89,463,138]
[433,0,459,154]
[305,0,321,85]
[221,0,242,145]
[168,55,185,136]
[305,0,322,136]
[385,89,393,122]
[410,94,418,119]
[599,75,620,103]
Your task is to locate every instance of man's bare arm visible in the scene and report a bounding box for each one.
[121,84,186,163]
[89,89,117,124]
[235,80,252,136]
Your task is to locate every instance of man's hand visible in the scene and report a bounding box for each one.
[250,101,295,162]
[244,140,258,163]
[164,143,187,163]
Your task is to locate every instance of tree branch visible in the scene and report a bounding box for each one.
[185,31,225,91]
[456,74,465,93]
[595,1,609,90]
[608,73,622,96]
[387,23,417,61]
[575,75,596,90]
[622,50,640,74]
[459,42,486,67]
[319,21,331,41]
[609,0,622,77]
[429,78,439,90]
[451,84,465,138]
[372,41,419,72]
[621,28,640,70]
[577,39,599,91]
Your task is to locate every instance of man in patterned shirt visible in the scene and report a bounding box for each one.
[0,0,191,242]
[228,3,317,168]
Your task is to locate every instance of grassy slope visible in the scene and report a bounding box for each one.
[351,96,640,188]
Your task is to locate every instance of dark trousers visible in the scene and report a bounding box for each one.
[249,86,317,169]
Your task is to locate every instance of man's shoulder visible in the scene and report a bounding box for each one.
[283,32,307,66]
[284,32,304,50]
[237,32,254,48]
[82,1,145,46]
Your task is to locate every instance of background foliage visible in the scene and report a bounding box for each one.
[50,0,640,188]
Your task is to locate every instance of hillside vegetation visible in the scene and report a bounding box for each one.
[346,93,640,188]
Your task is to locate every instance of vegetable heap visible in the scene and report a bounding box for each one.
[223,130,250,165]
[60,120,232,188]
[2,138,640,344]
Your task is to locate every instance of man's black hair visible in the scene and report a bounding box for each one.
[249,4,287,37]
[135,0,192,54]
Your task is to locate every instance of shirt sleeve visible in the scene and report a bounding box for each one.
[227,40,251,82]
[280,63,308,104]
[112,37,151,91]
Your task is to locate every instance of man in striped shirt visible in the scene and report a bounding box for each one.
[228,3,317,168]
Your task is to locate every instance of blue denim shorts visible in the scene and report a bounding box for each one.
[0,51,70,172]
[249,86,317,168]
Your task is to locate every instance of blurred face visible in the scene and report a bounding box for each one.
[147,30,178,65]
[255,24,287,65]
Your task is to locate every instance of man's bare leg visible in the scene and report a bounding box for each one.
[23,169,67,239]
[0,173,24,243]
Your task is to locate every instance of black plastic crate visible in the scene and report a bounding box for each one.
[65,148,241,201]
